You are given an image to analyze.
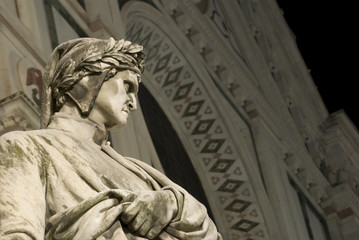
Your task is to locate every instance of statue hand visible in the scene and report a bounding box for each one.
[121,190,178,239]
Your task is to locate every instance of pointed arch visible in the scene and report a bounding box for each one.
[122,2,274,238]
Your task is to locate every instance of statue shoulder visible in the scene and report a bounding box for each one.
[1,129,48,142]
[0,129,56,153]
[0,130,31,144]
[0,129,59,174]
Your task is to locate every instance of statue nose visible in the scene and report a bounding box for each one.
[127,93,137,111]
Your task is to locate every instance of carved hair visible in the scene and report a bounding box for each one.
[41,38,145,128]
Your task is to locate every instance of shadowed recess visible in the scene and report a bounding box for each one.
[138,84,215,221]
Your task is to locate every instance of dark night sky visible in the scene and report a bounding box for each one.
[275,1,357,128]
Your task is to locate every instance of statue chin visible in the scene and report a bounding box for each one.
[106,121,127,131]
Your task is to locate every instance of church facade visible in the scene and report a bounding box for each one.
[1,1,358,239]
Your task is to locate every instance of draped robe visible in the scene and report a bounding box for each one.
[0,114,221,240]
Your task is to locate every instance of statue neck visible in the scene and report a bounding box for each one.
[47,112,108,145]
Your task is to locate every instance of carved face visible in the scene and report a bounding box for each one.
[88,70,139,130]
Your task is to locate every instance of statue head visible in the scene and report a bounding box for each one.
[41,38,145,128]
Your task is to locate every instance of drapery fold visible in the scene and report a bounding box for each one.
[1,121,222,240]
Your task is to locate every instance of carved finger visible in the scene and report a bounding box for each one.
[137,220,151,236]
[129,214,145,232]
[111,189,134,201]
[146,225,164,239]
[121,202,140,224]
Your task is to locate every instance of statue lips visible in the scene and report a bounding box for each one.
[122,108,129,117]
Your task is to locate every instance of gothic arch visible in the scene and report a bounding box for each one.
[122,2,275,239]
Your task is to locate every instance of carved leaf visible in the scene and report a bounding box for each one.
[125,55,136,64]
[60,77,75,87]
[122,41,132,51]
[113,39,125,52]
[84,46,97,57]
[109,53,133,64]
[127,44,143,53]
[82,62,103,72]
[102,57,119,66]
[83,53,102,62]
[105,38,116,52]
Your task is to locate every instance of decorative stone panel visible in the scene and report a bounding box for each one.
[125,14,270,240]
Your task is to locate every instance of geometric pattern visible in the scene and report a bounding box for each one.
[173,82,194,101]
[139,31,153,49]
[218,179,244,193]
[153,52,172,73]
[147,40,162,60]
[192,119,215,135]
[201,139,225,153]
[210,159,235,173]
[231,219,259,232]
[163,66,183,87]
[127,25,143,43]
[225,199,251,213]
[126,17,268,239]
[182,100,205,117]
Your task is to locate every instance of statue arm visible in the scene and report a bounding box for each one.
[0,133,46,240]
[163,186,221,239]
[124,157,221,239]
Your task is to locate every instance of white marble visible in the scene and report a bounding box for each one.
[0,38,222,240]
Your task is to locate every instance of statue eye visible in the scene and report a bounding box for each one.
[123,81,133,93]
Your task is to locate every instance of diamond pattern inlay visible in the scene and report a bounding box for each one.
[163,66,183,87]
[210,159,235,173]
[225,199,251,213]
[173,82,194,101]
[192,119,215,135]
[126,24,135,38]
[201,139,225,153]
[217,179,243,193]
[231,219,259,232]
[153,52,172,73]
[147,40,162,60]
[182,100,204,117]
[140,31,152,48]
[127,20,269,238]
[129,26,143,43]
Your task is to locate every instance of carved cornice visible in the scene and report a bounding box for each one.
[321,110,359,196]
[323,110,359,157]
[159,3,334,219]
[157,0,332,191]
[0,91,40,135]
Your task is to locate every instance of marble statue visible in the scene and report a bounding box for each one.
[0,38,222,240]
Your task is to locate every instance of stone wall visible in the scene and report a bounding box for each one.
[1,0,358,239]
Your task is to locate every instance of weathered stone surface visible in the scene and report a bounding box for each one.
[0,38,221,240]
